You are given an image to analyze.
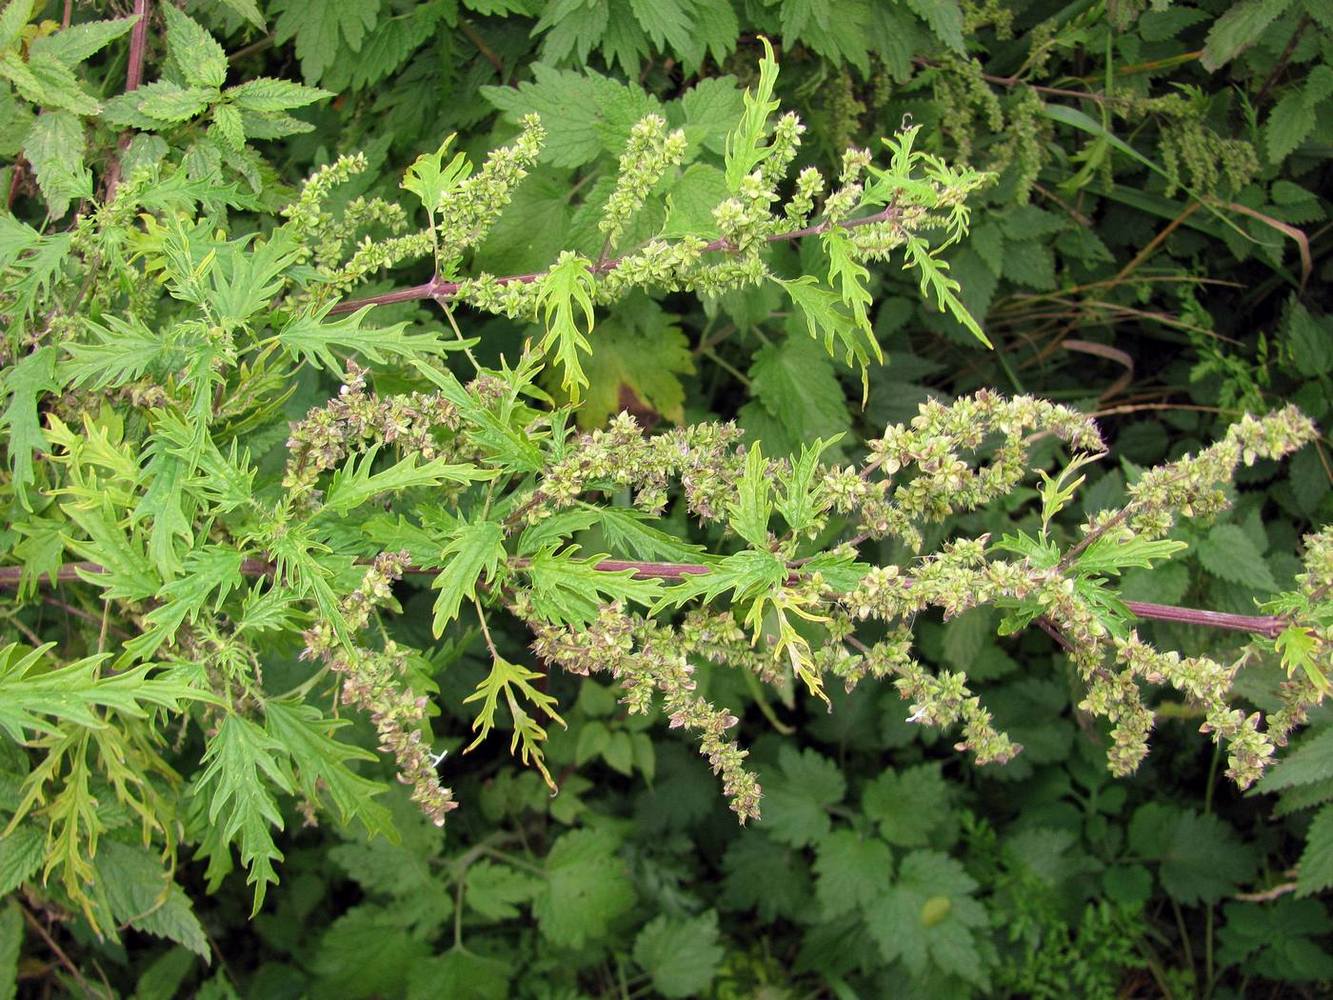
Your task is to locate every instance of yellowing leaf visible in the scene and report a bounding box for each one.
[573,298,694,426]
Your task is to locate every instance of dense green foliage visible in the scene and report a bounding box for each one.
[2,1,1333,997]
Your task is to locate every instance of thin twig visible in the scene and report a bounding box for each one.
[20,904,96,998]
[1036,615,1075,651]
[227,35,275,64]
[459,19,504,78]
[1255,16,1309,104]
[1113,201,1202,285]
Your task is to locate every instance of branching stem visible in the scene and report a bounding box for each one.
[0,556,1289,638]
[328,204,904,316]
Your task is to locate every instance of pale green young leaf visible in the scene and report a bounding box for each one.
[322,447,495,515]
[205,229,304,327]
[535,251,597,402]
[264,702,395,840]
[10,515,64,601]
[0,345,57,509]
[778,275,881,378]
[127,545,247,660]
[401,133,472,216]
[0,0,33,51]
[5,232,71,336]
[265,521,352,646]
[194,715,293,915]
[233,581,302,636]
[776,436,841,537]
[411,361,546,473]
[728,443,772,547]
[0,213,39,268]
[903,235,992,348]
[135,441,195,580]
[523,546,663,626]
[633,910,725,999]
[161,6,227,90]
[462,654,564,785]
[22,111,89,218]
[796,550,869,593]
[430,519,507,636]
[60,501,161,602]
[655,548,786,612]
[0,643,213,741]
[823,227,875,337]
[64,314,180,390]
[516,509,599,558]
[1278,625,1329,694]
[1073,537,1187,576]
[279,305,448,373]
[723,35,780,190]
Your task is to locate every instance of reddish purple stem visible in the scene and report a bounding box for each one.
[327,204,903,315]
[0,557,1292,638]
[103,0,150,202]
[125,0,149,92]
